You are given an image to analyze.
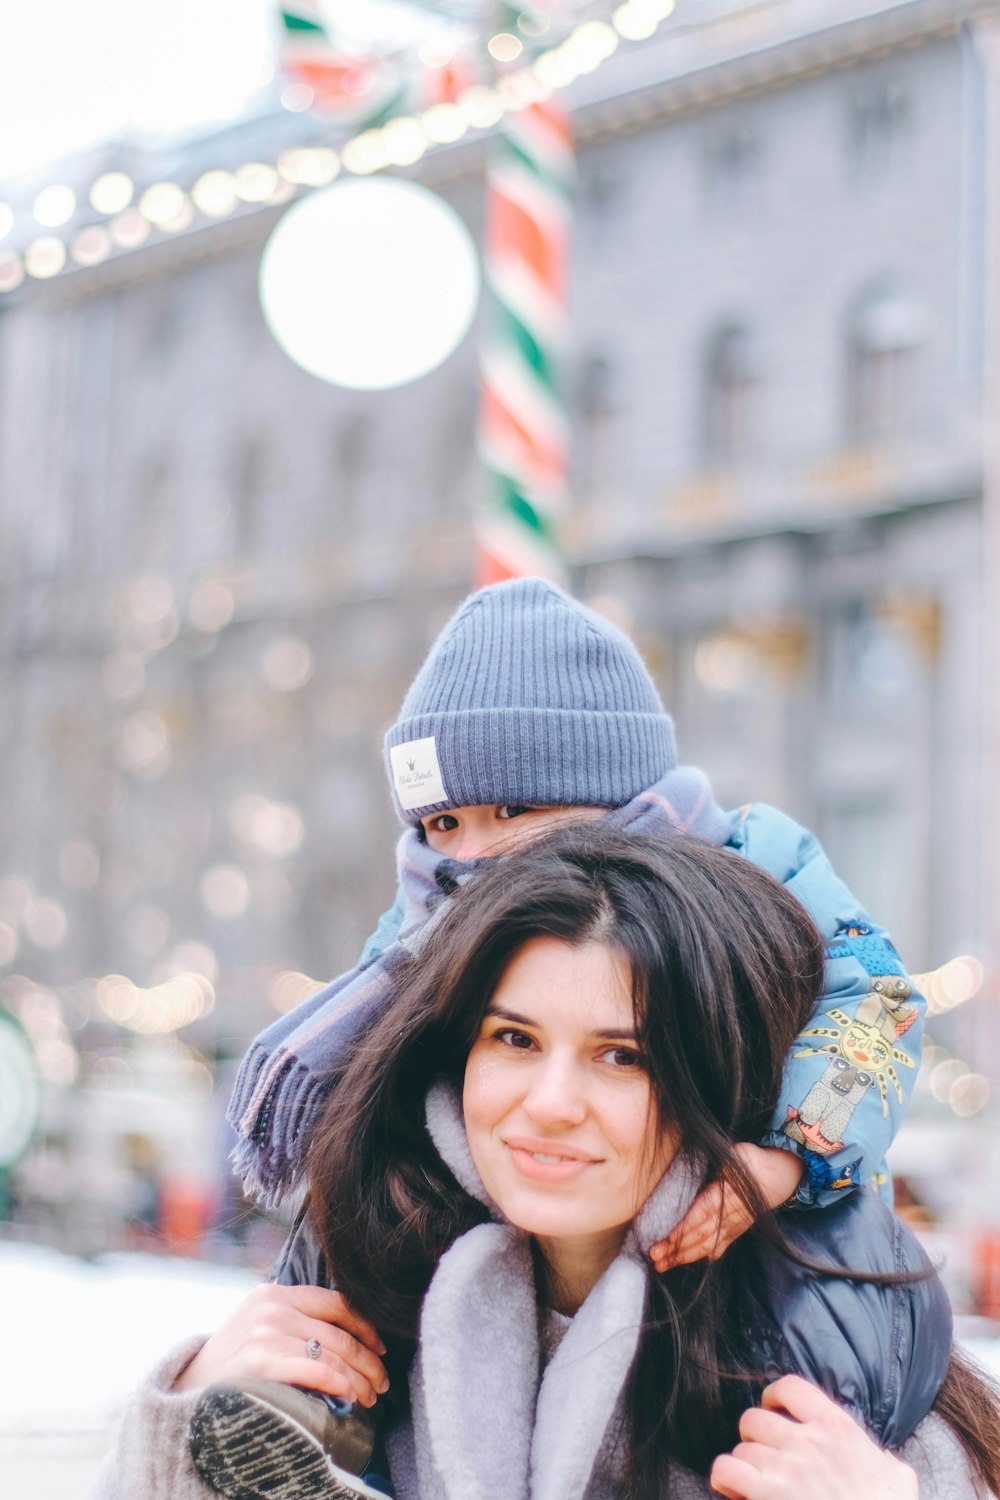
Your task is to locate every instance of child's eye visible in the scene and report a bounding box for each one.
[497,805,535,821]
[426,813,460,834]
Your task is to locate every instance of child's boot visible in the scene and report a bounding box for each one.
[189,1382,394,1499]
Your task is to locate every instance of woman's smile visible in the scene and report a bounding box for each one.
[504,1135,603,1181]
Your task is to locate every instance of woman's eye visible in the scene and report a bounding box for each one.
[600,1046,643,1070]
[497,805,534,821]
[428,814,459,833]
[495,1028,535,1050]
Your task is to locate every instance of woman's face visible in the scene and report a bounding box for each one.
[463,936,675,1252]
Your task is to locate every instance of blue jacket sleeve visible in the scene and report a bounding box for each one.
[730,805,925,1208]
[756,1191,951,1446]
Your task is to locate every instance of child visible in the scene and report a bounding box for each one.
[194,578,924,1500]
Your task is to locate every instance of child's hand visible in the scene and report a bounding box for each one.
[709,1375,918,1500]
[173,1283,390,1408]
[650,1144,804,1270]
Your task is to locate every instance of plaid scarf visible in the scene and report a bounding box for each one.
[228,767,731,1206]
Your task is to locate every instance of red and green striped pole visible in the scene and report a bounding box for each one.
[477,90,574,585]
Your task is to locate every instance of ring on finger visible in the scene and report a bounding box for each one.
[306,1338,323,1360]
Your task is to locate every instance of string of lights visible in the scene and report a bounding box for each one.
[0,1,675,295]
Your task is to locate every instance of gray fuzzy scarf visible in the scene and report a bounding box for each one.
[228,767,730,1206]
[390,1083,704,1500]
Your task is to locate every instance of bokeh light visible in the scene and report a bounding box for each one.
[33,184,76,227]
[0,254,24,293]
[24,899,68,951]
[0,921,19,967]
[24,237,67,279]
[235,163,279,203]
[90,172,134,215]
[259,178,481,391]
[277,147,340,187]
[71,226,112,267]
[912,954,985,1014]
[138,182,186,227]
[457,87,506,130]
[381,117,427,168]
[281,83,315,113]
[420,103,468,144]
[229,794,304,857]
[115,712,172,781]
[192,170,239,218]
[612,3,659,41]
[95,971,215,1034]
[261,635,315,692]
[110,210,151,249]
[199,865,250,920]
[949,1073,990,1117]
[488,33,524,62]
[269,970,323,1014]
[58,839,101,892]
[188,579,235,633]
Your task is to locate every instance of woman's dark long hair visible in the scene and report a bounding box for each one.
[307,825,1000,1495]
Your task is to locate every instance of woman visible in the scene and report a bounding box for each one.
[99,828,998,1500]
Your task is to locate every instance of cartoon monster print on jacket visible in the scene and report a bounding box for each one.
[785,1057,876,1156]
[828,927,919,1040]
[784,1005,916,1155]
[856,975,919,1043]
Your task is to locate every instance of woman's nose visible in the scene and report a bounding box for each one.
[522,1056,587,1127]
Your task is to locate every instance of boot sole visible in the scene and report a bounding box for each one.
[190,1386,388,1500]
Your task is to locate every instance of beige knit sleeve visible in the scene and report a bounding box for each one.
[90,1335,216,1500]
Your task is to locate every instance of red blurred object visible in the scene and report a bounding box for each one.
[973,1230,1000,1319]
[160,1176,211,1254]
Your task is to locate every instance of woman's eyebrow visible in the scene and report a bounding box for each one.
[485,1006,537,1026]
[484,1006,638,1041]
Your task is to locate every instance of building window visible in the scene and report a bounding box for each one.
[332,413,374,526]
[846,287,926,444]
[232,437,274,551]
[703,125,762,223]
[575,351,617,493]
[133,457,174,562]
[703,323,760,465]
[847,80,910,178]
[578,163,624,243]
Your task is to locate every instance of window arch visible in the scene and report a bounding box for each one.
[846,284,926,444]
[703,322,760,465]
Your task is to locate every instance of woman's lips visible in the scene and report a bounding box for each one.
[503,1137,601,1182]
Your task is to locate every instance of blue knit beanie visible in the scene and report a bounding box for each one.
[384,578,677,823]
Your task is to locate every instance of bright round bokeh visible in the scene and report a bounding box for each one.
[258,177,481,391]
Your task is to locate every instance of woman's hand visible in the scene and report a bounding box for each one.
[173,1283,390,1407]
[650,1144,803,1270]
[709,1375,919,1500]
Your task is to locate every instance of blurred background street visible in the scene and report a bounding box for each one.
[2,0,1000,1491]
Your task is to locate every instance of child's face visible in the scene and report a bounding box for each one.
[420,803,606,861]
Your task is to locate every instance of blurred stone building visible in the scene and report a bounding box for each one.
[1,0,998,1250]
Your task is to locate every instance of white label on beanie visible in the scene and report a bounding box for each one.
[391,737,449,810]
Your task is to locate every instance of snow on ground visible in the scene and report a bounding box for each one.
[0,1241,255,1439]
